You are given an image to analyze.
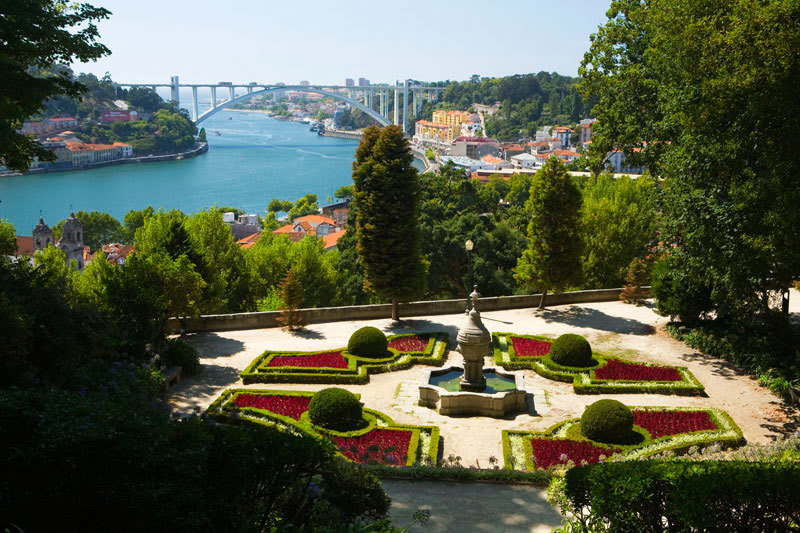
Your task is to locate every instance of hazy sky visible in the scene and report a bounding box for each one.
[72,0,612,85]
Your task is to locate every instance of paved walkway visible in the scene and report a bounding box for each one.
[383,480,562,532]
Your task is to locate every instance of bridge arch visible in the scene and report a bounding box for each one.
[195,86,390,126]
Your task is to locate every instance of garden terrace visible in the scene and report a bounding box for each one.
[208,389,440,467]
[167,299,796,472]
[502,407,743,471]
[241,332,448,384]
[492,332,705,395]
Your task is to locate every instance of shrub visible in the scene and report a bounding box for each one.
[165,338,200,375]
[552,461,800,533]
[550,334,593,367]
[651,255,714,324]
[0,388,390,532]
[581,399,633,444]
[620,257,650,305]
[309,388,364,431]
[347,327,388,358]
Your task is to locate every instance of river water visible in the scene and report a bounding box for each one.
[1,111,420,233]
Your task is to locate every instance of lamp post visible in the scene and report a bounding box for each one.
[464,239,474,314]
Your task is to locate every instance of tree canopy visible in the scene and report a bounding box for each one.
[0,0,110,171]
[581,0,800,323]
[353,126,427,320]
[514,157,583,307]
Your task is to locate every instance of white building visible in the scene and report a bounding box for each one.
[511,153,538,169]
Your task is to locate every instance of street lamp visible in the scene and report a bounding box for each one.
[464,239,474,314]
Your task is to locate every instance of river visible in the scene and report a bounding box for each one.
[0,111,422,233]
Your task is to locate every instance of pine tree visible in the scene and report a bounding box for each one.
[514,157,583,308]
[277,268,307,331]
[353,125,428,321]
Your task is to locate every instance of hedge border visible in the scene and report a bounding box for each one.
[241,332,449,384]
[501,406,744,470]
[207,388,440,466]
[492,332,705,395]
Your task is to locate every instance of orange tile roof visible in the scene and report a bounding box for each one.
[322,229,346,250]
[237,232,261,244]
[272,224,294,234]
[293,214,337,226]
[554,149,581,157]
[15,236,34,256]
[481,155,503,164]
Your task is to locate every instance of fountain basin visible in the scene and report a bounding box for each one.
[419,366,527,417]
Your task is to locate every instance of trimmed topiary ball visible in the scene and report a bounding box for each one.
[309,388,364,431]
[347,326,388,358]
[550,334,593,367]
[581,399,634,444]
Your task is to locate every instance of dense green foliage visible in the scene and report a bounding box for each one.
[433,72,593,139]
[582,0,800,324]
[579,174,658,289]
[0,0,110,171]
[551,460,800,532]
[0,388,390,532]
[0,220,16,256]
[580,399,633,444]
[336,108,379,129]
[0,224,391,532]
[550,334,593,367]
[515,157,583,305]
[164,337,201,375]
[347,326,388,358]
[79,103,198,155]
[353,126,427,318]
[308,388,364,431]
[667,322,800,401]
[52,210,124,249]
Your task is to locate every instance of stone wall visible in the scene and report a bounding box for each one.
[167,287,652,333]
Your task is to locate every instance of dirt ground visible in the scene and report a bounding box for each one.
[168,293,799,468]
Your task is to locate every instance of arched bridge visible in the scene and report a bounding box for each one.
[197,86,390,126]
[115,77,445,135]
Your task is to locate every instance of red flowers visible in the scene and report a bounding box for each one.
[530,438,619,469]
[267,351,348,369]
[633,410,716,439]
[594,359,681,381]
[233,393,310,420]
[333,428,412,465]
[511,336,552,357]
[388,335,430,353]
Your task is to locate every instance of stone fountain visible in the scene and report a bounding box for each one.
[419,287,527,417]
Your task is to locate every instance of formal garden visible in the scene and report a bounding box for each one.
[187,306,780,473]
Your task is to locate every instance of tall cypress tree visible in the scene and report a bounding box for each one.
[353,125,427,320]
[514,157,583,308]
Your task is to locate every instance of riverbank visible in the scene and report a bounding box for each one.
[2,142,209,178]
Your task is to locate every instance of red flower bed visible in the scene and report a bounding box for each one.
[633,410,716,439]
[530,438,620,469]
[333,428,412,465]
[511,336,552,357]
[233,393,310,420]
[594,359,681,381]
[388,335,429,353]
[266,351,348,369]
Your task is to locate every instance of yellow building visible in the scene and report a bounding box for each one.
[432,110,472,127]
[415,120,460,144]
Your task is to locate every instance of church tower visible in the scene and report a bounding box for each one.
[32,217,53,251]
[58,212,85,270]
